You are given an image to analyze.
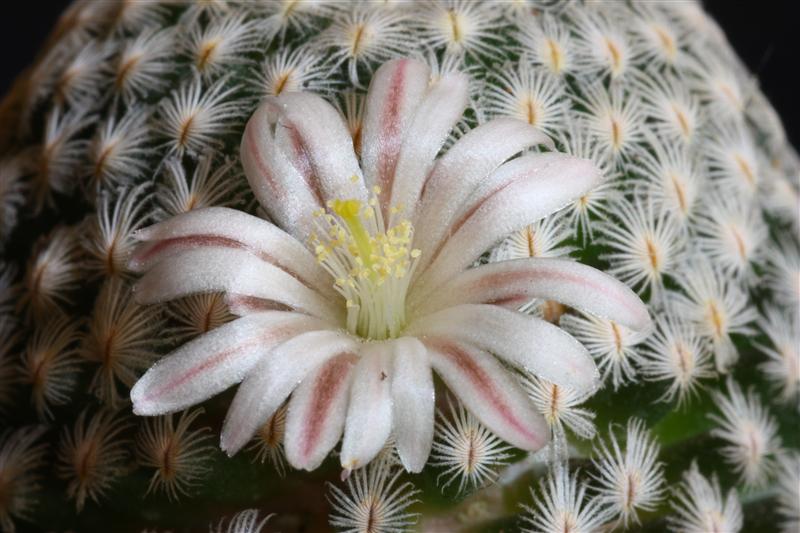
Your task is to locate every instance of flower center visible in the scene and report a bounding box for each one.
[311,186,420,340]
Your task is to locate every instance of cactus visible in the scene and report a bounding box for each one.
[0,1,798,532]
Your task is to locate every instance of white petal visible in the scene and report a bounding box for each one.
[413,153,600,294]
[129,206,335,299]
[390,337,434,473]
[131,312,323,415]
[414,258,652,332]
[415,118,553,260]
[408,304,600,393]
[133,247,342,322]
[284,353,358,471]
[240,101,323,240]
[269,92,367,203]
[220,329,358,456]
[340,342,394,471]
[424,337,549,451]
[360,58,431,214]
[387,71,469,224]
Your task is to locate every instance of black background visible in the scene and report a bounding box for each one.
[0,1,798,147]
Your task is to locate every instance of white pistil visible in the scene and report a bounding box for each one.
[311,186,420,340]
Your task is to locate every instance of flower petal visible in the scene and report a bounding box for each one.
[415,118,553,259]
[387,70,470,224]
[131,312,323,415]
[413,153,600,294]
[408,304,600,394]
[220,330,358,456]
[424,337,549,451]
[268,92,367,203]
[284,352,358,471]
[360,58,431,213]
[413,258,651,332]
[340,342,394,471]
[133,247,342,322]
[390,337,434,473]
[129,206,335,300]
[240,101,324,240]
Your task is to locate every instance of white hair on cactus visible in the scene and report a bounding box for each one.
[252,46,331,98]
[484,59,567,137]
[763,237,800,311]
[136,407,214,501]
[56,408,132,511]
[694,193,768,282]
[313,6,411,87]
[87,108,152,193]
[629,2,684,67]
[20,225,83,319]
[430,398,514,493]
[521,464,608,533]
[756,308,800,408]
[521,374,596,441]
[155,76,245,156]
[704,120,761,195]
[556,124,617,243]
[83,184,152,278]
[113,27,177,103]
[515,12,575,77]
[0,426,48,532]
[416,0,503,60]
[667,461,743,533]
[184,12,266,78]
[639,312,714,405]
[574,81,645,165]
[211,509,273,533]
[33,107,92,212]
[775,451,800,533]
[328,455,420,533]
[560,312,648,390]
[156,156,243,217]
[598,195,683,298]
[633,134,702,226]
[166,293,234,344]
[52,40,114,110]
[667,260,757,373]
[571,4,639,80]
[21,314,82,419]
[79,278,162,407]
[709,377,781,488]
[633,71,701,146]
[591,418,665,527]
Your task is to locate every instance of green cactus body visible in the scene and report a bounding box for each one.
[0,1,797,532]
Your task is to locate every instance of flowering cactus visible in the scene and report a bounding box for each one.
[0,1,797,532]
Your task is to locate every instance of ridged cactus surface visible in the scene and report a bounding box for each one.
[0,1,798,532]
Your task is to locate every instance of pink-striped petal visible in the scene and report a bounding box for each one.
[390,337,433,473]
[220,329,358,456]
[424,337,548,451]
[413,153,600,293]
[414,258,651,332]
[284,353,357,471]
[129,206,335,300]
[269,92,367,204]
[240,101,324,240]
[133,247,342,322]
[408,304,600,394]
[414,118,553,260]
[131,312,323,415]
[387,71,469,224]
[360,58,431,214]
[340,342,394,471]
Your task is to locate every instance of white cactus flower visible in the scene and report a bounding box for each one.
[129,57,650,475]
